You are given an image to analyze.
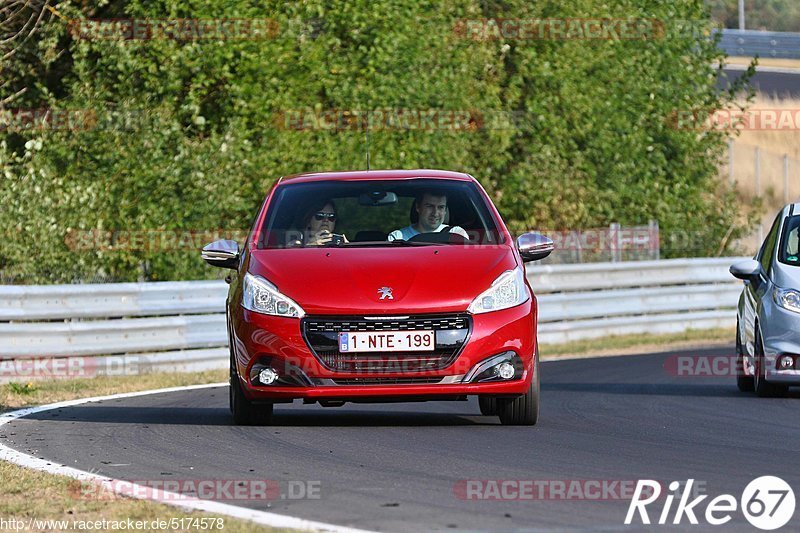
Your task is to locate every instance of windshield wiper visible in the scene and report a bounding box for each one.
[390,239,439,246]
[341,239,438,247]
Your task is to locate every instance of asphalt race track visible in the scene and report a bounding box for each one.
[3,347,799,532]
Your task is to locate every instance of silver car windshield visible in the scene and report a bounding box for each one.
[779,215,800,267]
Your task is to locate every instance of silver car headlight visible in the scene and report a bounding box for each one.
[773,288,800,314]
[468,267,530,314]
[242,273,305,318]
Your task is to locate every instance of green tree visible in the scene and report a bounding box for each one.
[709,0,800,32]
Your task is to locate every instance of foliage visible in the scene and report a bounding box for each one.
[1,0,754,283]
[6,382,37,395]
[708,0,800,32]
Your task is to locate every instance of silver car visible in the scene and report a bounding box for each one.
[731,203,800,396]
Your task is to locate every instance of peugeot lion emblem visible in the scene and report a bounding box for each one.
[378,287,394,300]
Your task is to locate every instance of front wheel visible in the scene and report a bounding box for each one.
[230,352,274,425]
[478,397,498,416]
[498,356,540,426]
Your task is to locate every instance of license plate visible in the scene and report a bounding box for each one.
[338,330,435,353]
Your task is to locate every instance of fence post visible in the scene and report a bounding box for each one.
[784,154,790,204]
[756,146,763,246]
[739,0,745,30]
[610,222,621,263]
[649,220,660,260]
[729,138,734,185]
[755,146,761,197]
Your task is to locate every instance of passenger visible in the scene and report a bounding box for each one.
[302,200,348,246]
[388,191,469,241]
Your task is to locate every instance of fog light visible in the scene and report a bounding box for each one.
[494,362,515,380]
[258,368,279,385]
[778,355,794,370]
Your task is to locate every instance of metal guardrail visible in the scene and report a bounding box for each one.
[0,281,230,377]
[0,257,748,377]
[0,281,227,321]
[529,257,747,344]
[719,29,800,59]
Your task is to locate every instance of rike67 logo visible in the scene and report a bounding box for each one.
[625,477,795,530]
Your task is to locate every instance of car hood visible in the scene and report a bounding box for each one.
[247,246,517,315]
[773,262,800,289]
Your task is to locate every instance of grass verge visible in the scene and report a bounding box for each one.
[1,369,226,411]
[1,370,296,533]
[0,460,294,533]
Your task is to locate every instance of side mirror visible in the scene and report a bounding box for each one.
[517,232,554,262]
[201,239,240,269]
[730,259,762,281]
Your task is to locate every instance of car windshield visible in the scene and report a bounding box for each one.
[256,178,504,249]
[779,214,800,267]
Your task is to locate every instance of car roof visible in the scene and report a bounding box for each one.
[278,169,476,184]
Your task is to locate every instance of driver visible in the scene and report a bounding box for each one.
[388,191,468,241]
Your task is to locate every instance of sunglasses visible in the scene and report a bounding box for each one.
[314,212,337,221]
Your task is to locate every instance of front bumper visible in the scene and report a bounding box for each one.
[760,303,800,384]
[230,300,536,401]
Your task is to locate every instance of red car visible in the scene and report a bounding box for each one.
[202,170,553,425]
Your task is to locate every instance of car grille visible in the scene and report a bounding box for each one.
[301,314,471,372]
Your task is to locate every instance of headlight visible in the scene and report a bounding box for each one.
[773,288,800,314]
[242,273,305,318]
[468,267,529,314]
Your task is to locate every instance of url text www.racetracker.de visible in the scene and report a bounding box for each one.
[0,516,225,531]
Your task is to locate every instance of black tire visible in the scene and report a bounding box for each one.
[498,355,540,426]
[230,351,274,425]
[736,321,754,392]
[478,397,498,416]
[754,329,787,398]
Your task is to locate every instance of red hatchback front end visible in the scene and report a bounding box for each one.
[202,170,553,425]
